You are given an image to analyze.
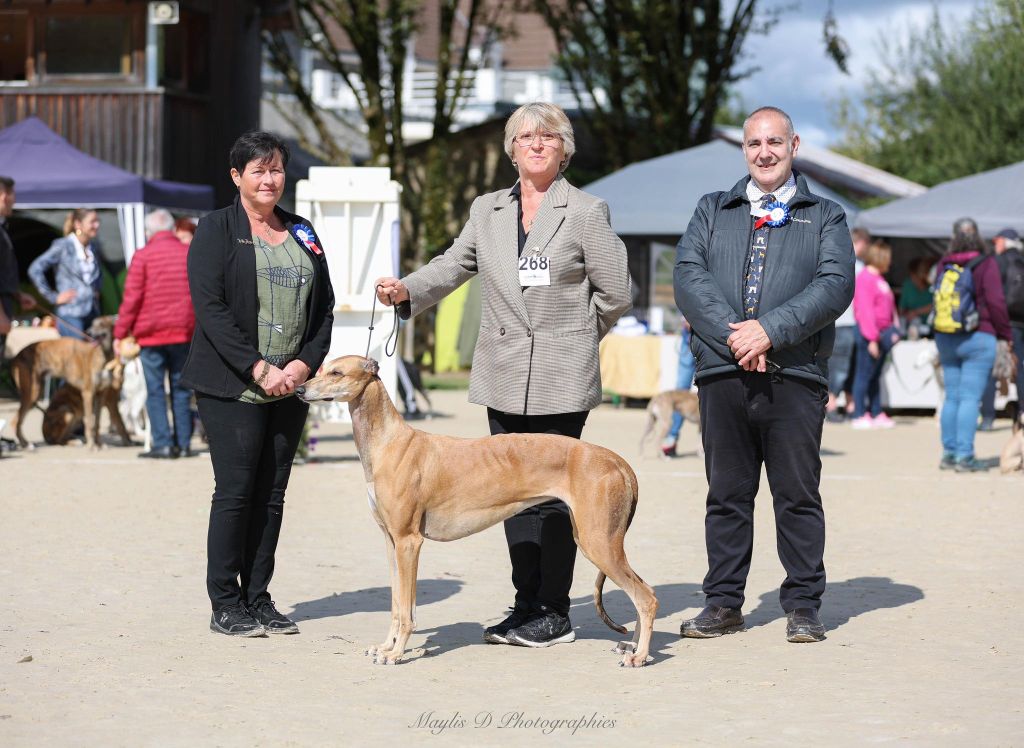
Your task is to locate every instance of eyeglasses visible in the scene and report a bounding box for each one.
[514,131,561,147]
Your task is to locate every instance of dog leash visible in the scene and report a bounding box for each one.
[367,284,400,359]
[29,299,99,344]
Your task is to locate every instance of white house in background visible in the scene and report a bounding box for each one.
[270,3,596,144]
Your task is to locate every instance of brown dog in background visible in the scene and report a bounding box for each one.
[638,389,703,459]
[999,410,1024,474]
[11,316,131,449]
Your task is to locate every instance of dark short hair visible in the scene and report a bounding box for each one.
[908,256,933,274]
[229,131,289,174]
[0,175,14,193]
[951,217,985,254]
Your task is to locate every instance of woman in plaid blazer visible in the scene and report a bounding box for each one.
[376,102,631,649]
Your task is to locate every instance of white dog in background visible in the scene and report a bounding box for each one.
[116,337,150,451]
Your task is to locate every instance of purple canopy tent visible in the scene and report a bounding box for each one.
[0,117,213,262]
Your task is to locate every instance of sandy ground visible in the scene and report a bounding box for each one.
[0,388,1022,747]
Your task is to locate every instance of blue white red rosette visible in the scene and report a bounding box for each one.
[292,224,322,255]
[754,201,791,230]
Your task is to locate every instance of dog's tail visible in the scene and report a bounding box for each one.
[594,463,639,635]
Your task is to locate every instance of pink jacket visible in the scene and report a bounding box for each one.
[854,267,896,342]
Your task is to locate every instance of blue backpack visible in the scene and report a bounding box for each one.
[930,255,986,334]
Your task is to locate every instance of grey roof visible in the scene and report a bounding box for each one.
[715,126,926,199]
[583,140,858,237]
[855,160,1024,239]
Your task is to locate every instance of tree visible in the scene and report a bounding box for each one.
[530,1,778,170]
[833,0,1024,186]
[264,1,505,267]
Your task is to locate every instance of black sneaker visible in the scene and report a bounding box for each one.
[249,597,299,634]
[786,607,826,643]
[210,602,266,637]
[506,608,575,648]
[939,452,956,470]
[680,605,744,638]
[483,607,531,644]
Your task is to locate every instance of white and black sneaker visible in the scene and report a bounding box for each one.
[506,609,576,648]
[210,602,267,637]
[483,607,531,644]
[249,598,300,634]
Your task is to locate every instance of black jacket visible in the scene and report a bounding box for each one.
[674,172,855,385]
[181,197,334,398]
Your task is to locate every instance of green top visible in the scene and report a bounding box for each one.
[239,233,315,404]
[899,278,933,322]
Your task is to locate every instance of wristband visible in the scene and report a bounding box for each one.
[255,360,270,387]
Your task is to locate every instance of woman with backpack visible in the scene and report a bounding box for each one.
[932,218,1012,472]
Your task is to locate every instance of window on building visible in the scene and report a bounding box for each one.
[44,15,132,77]
[0,12,28,81]
[161,12,210,93]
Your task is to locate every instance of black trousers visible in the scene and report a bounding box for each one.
[198,393,309,611]
[698,372,828,612]
[487,408,588,617]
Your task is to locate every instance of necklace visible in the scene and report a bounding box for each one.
[254,220,281,244]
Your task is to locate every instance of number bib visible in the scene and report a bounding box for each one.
[519,254,551,286]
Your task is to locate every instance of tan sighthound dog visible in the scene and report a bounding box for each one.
[11,316,132,449]
[638,388,703,459]
[999,411,1024,474]
[296,355,658,667]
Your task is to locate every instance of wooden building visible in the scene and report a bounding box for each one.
[0,0,277,204]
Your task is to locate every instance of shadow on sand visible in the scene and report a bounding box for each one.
[744,575,924,631]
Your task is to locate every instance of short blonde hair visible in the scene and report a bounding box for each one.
[864,239,892,270]
[503,102,575,172]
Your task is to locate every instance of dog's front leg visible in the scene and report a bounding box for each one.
[366,525,401,659]
[82,390,99,449]
[373,533,423,665]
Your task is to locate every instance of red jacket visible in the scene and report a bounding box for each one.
[115,231,195,346]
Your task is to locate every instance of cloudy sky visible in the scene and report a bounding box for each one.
[731,0,979,146]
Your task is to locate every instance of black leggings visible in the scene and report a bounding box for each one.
[487,408,588,617]
[197,393,308,611]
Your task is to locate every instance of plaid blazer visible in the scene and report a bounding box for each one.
[403,175,631,415]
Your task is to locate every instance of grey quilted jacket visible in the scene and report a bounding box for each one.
[674,172,855,386]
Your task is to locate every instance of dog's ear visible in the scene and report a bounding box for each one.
[363,358,380,377]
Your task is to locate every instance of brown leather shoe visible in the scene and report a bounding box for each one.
[680,605,744,638]
[786,607,826,642]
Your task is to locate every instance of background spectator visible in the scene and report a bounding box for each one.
[899,256,935,338]
[174,217,197,246]
[827,227,871,422]
[661,317,696,455]
[851,240,900,429]
[0,176,36,336]
[28,209,102,339]
[114,209,195,459]
[934,218,1012,471]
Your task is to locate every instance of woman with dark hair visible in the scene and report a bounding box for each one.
[933,218,1012,472]
[182,131,334,637]
[28,208,102,338]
